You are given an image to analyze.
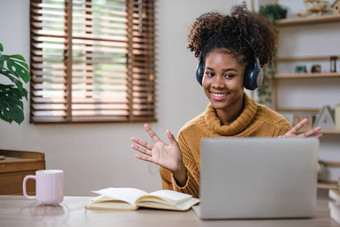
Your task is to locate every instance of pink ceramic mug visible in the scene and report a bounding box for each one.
[23,169,64,205]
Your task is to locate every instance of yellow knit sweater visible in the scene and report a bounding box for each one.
[160,93,292,198]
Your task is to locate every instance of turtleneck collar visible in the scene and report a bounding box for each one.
[205,92,257,136]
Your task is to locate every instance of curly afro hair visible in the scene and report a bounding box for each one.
[187,4,276,67]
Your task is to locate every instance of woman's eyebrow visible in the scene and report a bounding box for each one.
[206,66,238,72]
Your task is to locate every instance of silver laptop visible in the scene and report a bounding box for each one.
[193,137,319,219]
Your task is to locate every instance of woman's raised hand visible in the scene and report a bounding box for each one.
[131,124,185,175]
[279,118,322,138]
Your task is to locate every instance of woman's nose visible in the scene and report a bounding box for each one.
[212,76,225,88]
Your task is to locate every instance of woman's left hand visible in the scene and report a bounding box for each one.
[279,118,322,138]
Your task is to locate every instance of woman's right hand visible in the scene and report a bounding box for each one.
[279,118,322,138]
[131,124,187,185]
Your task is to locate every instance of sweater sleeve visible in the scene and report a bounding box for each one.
[261,105,293,137]
[272,117,292,136]
[172,167,200,198]
[171,131,200,198]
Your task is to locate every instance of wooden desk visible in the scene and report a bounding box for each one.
[0,150,45,195]
[0,196,338,227]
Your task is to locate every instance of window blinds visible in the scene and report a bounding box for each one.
[30,0,156,123]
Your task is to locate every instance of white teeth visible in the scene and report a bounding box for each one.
[212,93,226,97]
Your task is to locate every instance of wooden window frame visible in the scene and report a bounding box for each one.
[30,0,156,123]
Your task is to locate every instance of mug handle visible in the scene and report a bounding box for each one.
[22,175,36,200]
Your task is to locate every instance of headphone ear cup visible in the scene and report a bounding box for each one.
[244,58,263,90]
[244,67,252,90]
[196,55,204,86]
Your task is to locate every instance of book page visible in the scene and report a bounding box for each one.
[135,189,200,210]
[147,190,193,205]
[86,199,136,211]
[136,195,200,211]
[92,187,148,205]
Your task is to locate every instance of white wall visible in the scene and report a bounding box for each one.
[0,0,243,195]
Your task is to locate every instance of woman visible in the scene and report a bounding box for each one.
[130,4,322,198]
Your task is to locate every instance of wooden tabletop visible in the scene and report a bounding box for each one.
[0,195,338,227]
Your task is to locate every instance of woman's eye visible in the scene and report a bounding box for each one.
[205,72,214,77]
[224,74,234,78]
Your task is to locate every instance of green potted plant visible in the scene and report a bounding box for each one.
[259,4,287,24]
[0,42,30,124]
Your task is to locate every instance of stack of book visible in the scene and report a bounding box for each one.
[329,189,340,224]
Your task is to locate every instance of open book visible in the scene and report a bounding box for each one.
[85,187,200,211]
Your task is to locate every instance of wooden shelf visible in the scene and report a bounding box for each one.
[277,15,340,26]
[276,108,320,113]
[321,130,340,135]
[277,56,340,62]
[0,150,45,195]
[274,73,340,79]
[318,161,340,190]
[318,181,338,190]
[277,108,320,113]
[321,161,340,167]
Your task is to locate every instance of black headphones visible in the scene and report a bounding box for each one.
[195,37,263,90]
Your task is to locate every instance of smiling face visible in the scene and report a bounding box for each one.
[202,49,245,125]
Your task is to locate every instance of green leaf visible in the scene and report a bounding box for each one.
[3,56,30,83]
[8,54,26,61]
[0,87,25,124]
[0,73,28,100]
[13,79,25,97]
[0,108,13,123]
[0,68,14,81]
[4,94,23,108]
[15,65,30,83]
[0,43,29,124]
[8,55,29,69]
[0,69,21,85]
[0,58,4,69]
[5,58,16,76]
[8,103,24,124]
